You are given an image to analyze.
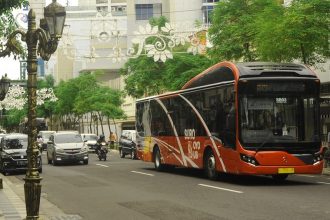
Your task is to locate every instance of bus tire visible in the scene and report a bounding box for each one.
[204,150,218,180]
[272,174,288,181]
[154,147,164,171]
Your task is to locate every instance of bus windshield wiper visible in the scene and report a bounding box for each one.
[255,133,274,152]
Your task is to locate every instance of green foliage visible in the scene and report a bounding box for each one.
[55,71,125,120]
[208,0,330,66]
[0,0,29,58]
[2,108,26,132]
[120,54,212,98]
[36,75,56,118]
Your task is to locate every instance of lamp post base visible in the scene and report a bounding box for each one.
[24,176,42,220]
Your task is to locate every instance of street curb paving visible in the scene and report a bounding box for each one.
[0,173,67,220]
[322,167,330,176]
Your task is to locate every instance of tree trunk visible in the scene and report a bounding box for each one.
[98,111,104,135]
[300,43,307,64]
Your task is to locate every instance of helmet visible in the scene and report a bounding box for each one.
[99,134,105,139]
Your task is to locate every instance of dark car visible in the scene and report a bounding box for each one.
[0,133,42,175]
[119,130,137,159]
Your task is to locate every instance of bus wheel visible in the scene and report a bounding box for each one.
[204,150,218,180]
[154,147,164,171]
[272,174,288,181]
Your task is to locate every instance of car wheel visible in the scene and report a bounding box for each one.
[131,150,136,160]
[272,174,288,181]
[47,153,52,164]
[83,160,89,165]
[154,147,164,171]
[204,150,218,180]
[119,149,125,158]
[52,153,57,166]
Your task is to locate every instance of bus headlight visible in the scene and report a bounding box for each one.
[313,153,323,163]
[240,154,259,166]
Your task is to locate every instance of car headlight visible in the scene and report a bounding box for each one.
[1,152,11,159]
[56,148,65,153]
[81,146,89,152]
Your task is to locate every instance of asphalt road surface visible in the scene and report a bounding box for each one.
[11,150,330,220]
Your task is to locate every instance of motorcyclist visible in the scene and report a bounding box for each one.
[96,134,108,155]
[37,135,43,152]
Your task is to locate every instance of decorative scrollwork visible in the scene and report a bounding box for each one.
[0,29,26,59]
[36,28,59,61]
[127,23,207,62]
[0,85,57,110]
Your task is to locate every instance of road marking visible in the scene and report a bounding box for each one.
[96,164,109,167]
[317,181,330,185]
[296,174,315,178]
[131,171,154,176]
[198,184,243,194]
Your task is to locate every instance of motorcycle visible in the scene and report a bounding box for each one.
[96,141,108,161]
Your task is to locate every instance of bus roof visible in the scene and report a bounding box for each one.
[182,61,317,89]
[137,61,318,102]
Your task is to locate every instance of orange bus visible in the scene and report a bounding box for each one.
[135,62,325,180]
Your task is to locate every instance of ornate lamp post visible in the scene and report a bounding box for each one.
[0,74,10,189]
[0,74,10,101]
[0,0,66,219]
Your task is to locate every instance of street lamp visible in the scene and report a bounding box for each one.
[0,74,10,101]
[0,0,66,219]
[0,74,10,189]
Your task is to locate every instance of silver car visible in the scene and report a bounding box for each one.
[47,132,89,165]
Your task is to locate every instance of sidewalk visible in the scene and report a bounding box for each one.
[0,173,69,220]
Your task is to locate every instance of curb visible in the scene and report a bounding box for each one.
[0,173,67,220]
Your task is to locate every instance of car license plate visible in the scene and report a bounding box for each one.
[17,160,27,166]
[278,168,294,174]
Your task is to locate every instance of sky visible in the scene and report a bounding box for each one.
[0,0,78,80]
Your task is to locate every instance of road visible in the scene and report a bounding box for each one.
[11,150,330,220]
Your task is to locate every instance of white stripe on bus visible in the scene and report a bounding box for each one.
[179,94,226,172]
[156,98,187,166]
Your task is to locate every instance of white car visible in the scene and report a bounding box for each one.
[47,132,89,165]
[81,133,98,153]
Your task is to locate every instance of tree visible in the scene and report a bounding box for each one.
[0,0,28,58]
[120,53,212,98]
[208,0,330,66]
[208,0,273,62]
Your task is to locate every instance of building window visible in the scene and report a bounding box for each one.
[96,0,108,3]
[136,4,153,20]
[202,5,214,24]
[203,0,219,3]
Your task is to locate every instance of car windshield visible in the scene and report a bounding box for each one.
[55,134,83,144]
[83,135,98,141]
[240,95,319,145]
[4,137,28,149]
[42,132,54,139]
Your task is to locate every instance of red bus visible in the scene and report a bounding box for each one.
[135,61,325,180]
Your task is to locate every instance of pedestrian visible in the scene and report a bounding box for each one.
[109,132,117,149]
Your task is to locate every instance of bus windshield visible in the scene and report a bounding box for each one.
[239,95,319,146]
